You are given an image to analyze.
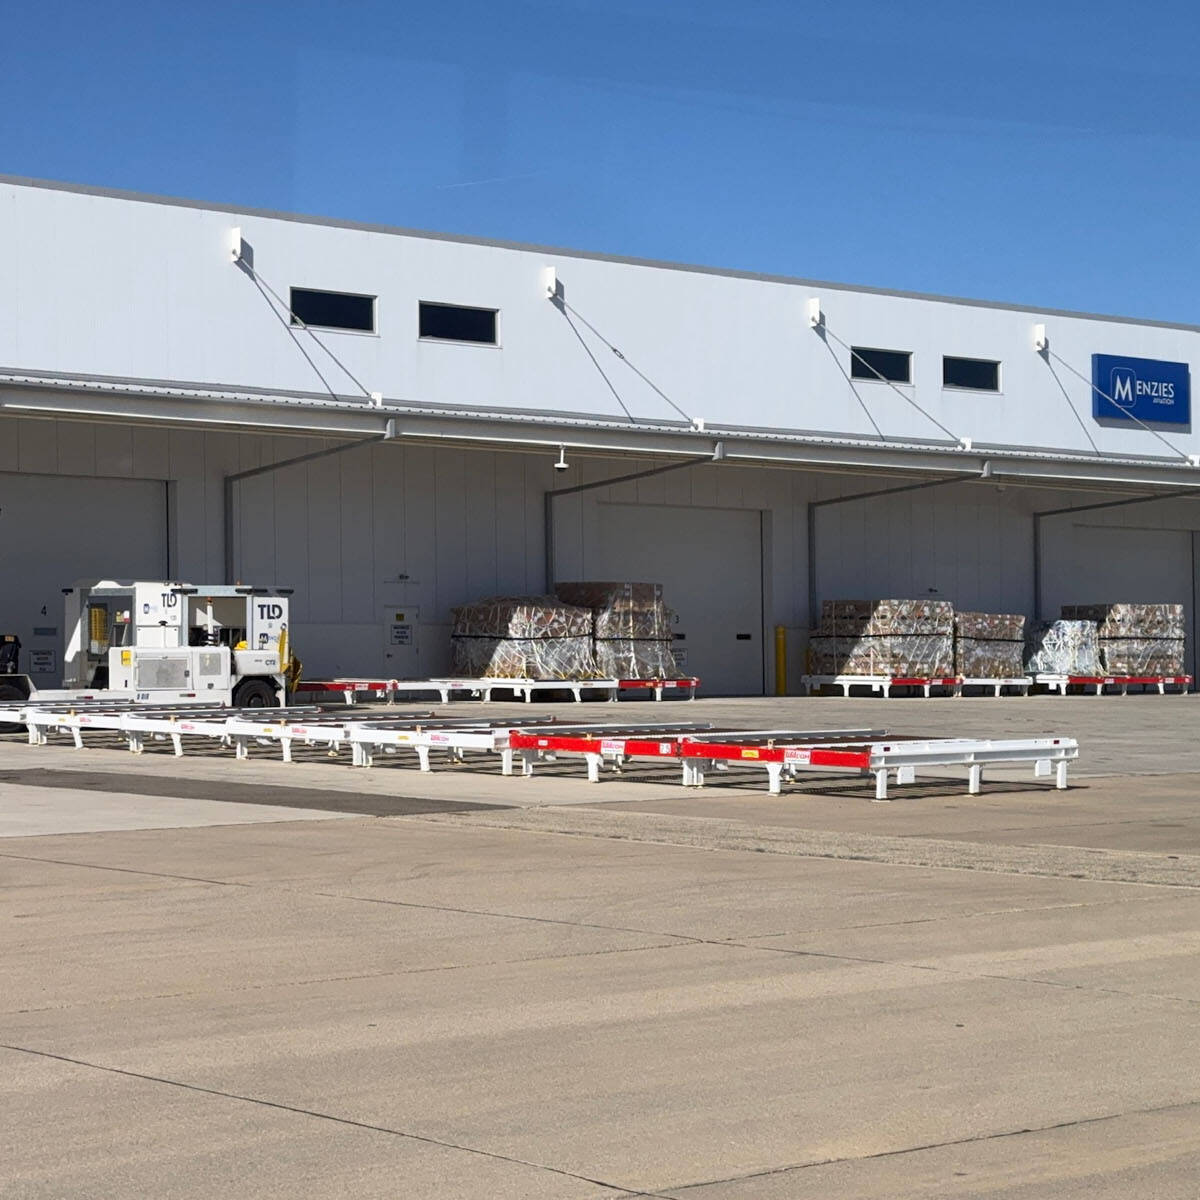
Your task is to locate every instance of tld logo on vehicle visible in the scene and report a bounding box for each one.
[1092,354,1190,426]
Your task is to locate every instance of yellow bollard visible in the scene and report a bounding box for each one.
[774,625,787,696]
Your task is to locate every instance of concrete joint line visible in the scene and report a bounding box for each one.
[0,1043,657,1198]
[404,810,1200,890]
[651,1095,1200,1197]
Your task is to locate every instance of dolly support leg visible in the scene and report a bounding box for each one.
[1056,759,1069,789]
[416,746,431,773]
[968,763,982,795]
[765,762,783,796]
[873,770,890,802]
[585,753,601,783]
[500,748,514,776]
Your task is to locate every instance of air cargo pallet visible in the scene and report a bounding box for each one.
[1034,674,1193,696]
[296,675,700,704]
[802,674,959,698]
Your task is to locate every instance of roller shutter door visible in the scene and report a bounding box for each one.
[0,473,168,686]
[585,503,764,695]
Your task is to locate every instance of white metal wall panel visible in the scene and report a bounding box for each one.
[0,471,167,684]
[6,178,1200,464]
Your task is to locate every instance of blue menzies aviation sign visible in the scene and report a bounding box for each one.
[1092,354,1191,425]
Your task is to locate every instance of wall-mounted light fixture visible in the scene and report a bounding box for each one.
[554,445,569,472]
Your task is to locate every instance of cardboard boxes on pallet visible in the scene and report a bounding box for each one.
[1060,603,1185,675]
[810,599,955,678]
[955,612,1025,678]
[450,596,597,679]
[555,582,681,680]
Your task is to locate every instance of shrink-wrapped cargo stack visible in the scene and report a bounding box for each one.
[555,582,681,679]
[809,599,955,677]
[1024,620,1101,675]
[954,612,1026,678]
[1061,603,1185,675]
[450,596,597,678]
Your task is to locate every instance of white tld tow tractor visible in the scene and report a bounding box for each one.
[0,581,298,707]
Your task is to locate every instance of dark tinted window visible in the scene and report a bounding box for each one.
[943,356,1000,391]
[850,346,911,383]
[419,302,498,344]
[290,288,375,332]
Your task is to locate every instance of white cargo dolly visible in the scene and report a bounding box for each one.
[15,701,239,751]
[679,732,1079,800]
[454,677,700,702]
[349,717,537,773]
[802,674,959,698]
[1035,673,1193,696]
[296,679,460,704]
[296,676,701,704]
[194,709,432,761]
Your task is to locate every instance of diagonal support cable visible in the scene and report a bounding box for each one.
[245,271,341,403]
[559,300,696,423]
[239,260,376,401]
[557,304,637,423]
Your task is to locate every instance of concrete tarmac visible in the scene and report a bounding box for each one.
[2,695,1200,1196]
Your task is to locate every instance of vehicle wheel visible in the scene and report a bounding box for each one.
[233,678,277,708]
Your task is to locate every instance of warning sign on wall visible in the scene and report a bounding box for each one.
[31,649,56,674]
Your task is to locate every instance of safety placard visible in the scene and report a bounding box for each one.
[31,649,56,674]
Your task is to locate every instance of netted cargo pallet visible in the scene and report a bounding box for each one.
[555,581,681,681]
[450,596,598,679]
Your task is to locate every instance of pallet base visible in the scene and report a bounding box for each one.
[802,675,959,698]
[1034,674,1192,696]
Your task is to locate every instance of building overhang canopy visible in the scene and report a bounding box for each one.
[4,369,1200,493]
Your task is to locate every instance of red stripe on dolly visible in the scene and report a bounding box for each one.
[507,731,684,757]
[679,740,872,769]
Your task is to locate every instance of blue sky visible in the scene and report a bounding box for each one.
[2,1,1197,321]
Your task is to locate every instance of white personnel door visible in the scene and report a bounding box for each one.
[584,503,764,695]
[0,473,168,687]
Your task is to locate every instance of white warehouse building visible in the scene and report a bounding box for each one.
[3,174,1200,694]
